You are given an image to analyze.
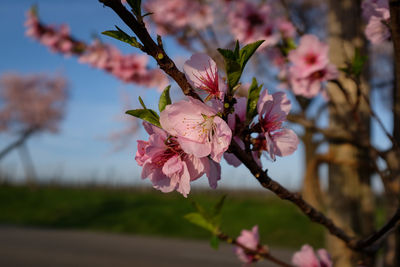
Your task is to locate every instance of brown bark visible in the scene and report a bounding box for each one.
[386,2,400,266]
[327,0,375,266]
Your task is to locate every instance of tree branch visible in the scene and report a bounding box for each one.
[0,129,35,161]
[99,0,400,253]
[217,232,293,267]
[99,0,201,101]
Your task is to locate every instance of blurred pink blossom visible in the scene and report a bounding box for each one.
[235,225,260,264]
[25,9,168,90]
[288,35,338,98]
[226,1,280,47]
[160,97,232,163]
[292,245,332,267]
[136,122,221,197]
[0,73,67,134]
[144,0,213,35]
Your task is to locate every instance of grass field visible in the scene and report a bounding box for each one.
[0,184,326,248]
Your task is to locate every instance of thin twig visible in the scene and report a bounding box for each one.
[217,232,293,267]
[99,0,202,101]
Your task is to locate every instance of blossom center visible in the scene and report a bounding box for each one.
[192,61,220,99]
[305,53,317,65]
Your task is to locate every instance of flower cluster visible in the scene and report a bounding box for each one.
[144,0,214,36]
[0,73,67,134]
[234,226,332,266]
[225,0,295,48]
[235,225,261,264]
[136,96,231,197]
[25,9,168,90]
[292,245,332,267]
[362,0,390,44]
[79,40,168,89]
[288,35,338,98]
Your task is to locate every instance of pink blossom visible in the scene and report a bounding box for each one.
[290,64,338,98]
[224,97,247,167]
[183,53,226,101]
[365,8,390,44]
[160,97,232,163]
[362,0,389,20]
[276,18,296,39]
[227,1,280,47]
[257,89,298,160]
[136,122,221,197]
[288,35,330,78]
[144,0,213,35]
[25,10,168,90]
[235,225,260,264]
[292,245,332,267]
[288,35,338,98]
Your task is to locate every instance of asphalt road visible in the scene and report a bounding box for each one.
[0,226,293,267]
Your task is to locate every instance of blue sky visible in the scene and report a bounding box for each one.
[0,0,391,192]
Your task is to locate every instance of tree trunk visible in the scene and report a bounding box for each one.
[384,2,400,266]
[326,0,375,266]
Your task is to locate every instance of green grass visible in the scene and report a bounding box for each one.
[0,184,325,248]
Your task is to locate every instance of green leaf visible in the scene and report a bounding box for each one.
[246,78,263,121]
[126,109,160,127]
[218,48,241,89]
[233,40,240,58]
[158,85,171,112]
[102,26,141,48]
[218,40,264,90]
[126,0,142,17]
[210,235,220,250]
[138,96,146,109]
[239,40,264,70]
[352,48,367,77]
[184,213,217,234]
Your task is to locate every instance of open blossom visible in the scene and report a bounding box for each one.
[144,0,213,35]
[160,97,232,163]
[256,89,298,161]
[235,225,260,264]
[183,53,226,101]
[136,122,221,197]
[288,35,338,98]
[226,1,281,47]
[292,245,332,267]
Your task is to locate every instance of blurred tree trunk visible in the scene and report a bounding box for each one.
[326,0,375,266]
[384,2,400,266]
[301,130,322,210]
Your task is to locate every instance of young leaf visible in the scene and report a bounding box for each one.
[126,109,161,127]
[138,96,147,109]
[126,0,142,17]
[184,213,217,234]
[246,78,263,121]
[102,26,141,48]
[239,40,264,70]
[158,85,171,112]
[218,48,241,89]
[210,235,220,250]
[352,48,367,77]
